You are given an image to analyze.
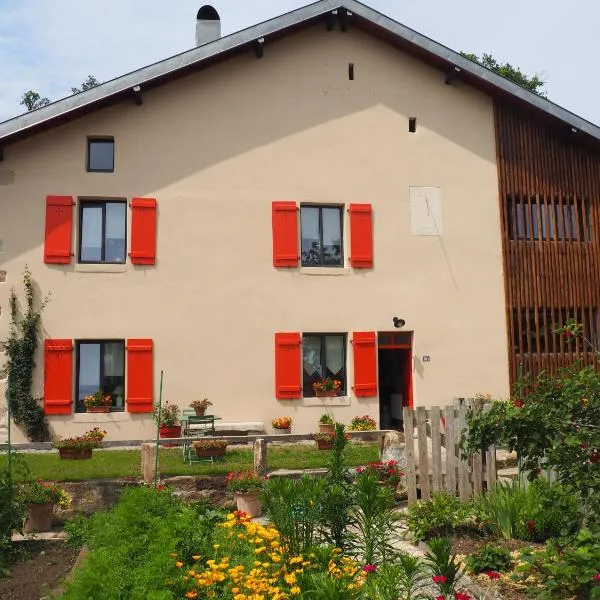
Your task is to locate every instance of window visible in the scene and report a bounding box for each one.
[302,334,346,396]
[507,195,591,241]
[300,205,343,266]
[79,200,126,263]
[87,138,114,172]
[76,341,125,412]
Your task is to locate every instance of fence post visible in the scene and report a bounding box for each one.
[403,407,417,504]
[253,438,267,477]
[141,443,158,484]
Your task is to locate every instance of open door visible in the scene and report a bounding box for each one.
[377,332,413,430]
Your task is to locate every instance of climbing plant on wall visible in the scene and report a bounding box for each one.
[3,266,50,441]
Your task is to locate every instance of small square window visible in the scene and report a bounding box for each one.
[76,340,125,412]
[300,205,344,267]
[79,200,127,263]
[87,138,114,172]
[302,333,347,396]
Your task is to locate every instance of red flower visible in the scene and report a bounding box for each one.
[594,573,600,582]
[513,399,524,408]
[455,594,471,600]
[362,564,377,573]
[437,596,445,600]
[527,520,536,534]
[486,571,500,580]
[432,575,448,583]
[156,484,165,491]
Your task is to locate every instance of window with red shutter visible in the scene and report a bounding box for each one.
[130,198,157,265]
[272,202,299,267]
[126,339,154,412]
[352,331,377,397]
[44,196,73,264]
[275,332,302,399]
[349,203,373,268]
[44,339,73,414]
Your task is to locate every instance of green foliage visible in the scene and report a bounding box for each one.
[405,491,475,541]
[19,90,50,111]
[0,458,28,576]
[461,52,546,95]
[4,267,50,441]
[465,542,512,574]
[516,529,600,599]
[64,515,90,550]
[349,472,397,564]
[319,422,355,550]
[59,486,222,599]
[474,480,528,539]
[461,364,600,524]
[262,475,325,555]
[362,555,430,600]
[423,536,466,597]
[70,75,101,94]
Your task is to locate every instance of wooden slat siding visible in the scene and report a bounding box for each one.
[430,406,442,492]
[403,407,417,504]
[486,445,497,490]
[416,407,431,500]
[495,102,600,384]
[444,407,457,495]
[457,405,471,501]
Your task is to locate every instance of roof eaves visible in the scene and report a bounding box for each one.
[0,0,341,143]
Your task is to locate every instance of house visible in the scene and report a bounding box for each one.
[1,1,599,442]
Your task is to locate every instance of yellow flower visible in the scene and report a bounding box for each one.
[185,592,198,599]
[213,544,220,549]
[290,586,301,595]
[232,587,240,594]
[175,561,184,568]
[192,555,201,561]
[170,552,178,558]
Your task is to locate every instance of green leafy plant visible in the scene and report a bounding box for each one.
[465,542,512,574]
[313,377,342,393]
[3,266,50,441]
[51,427,106,451]
[362,555,430,600]
[17,479,70,508]
[406,491,475,542]
[356,460,403,486]
[314,431,351,442]
[153,401,181,427]
[474,480,528,540]
[83,390,112,408]
[423,536,467,598]
[189,398,212,412]
[226,470,266,494]
[319,413,334,425]
[0,459,28,576]
[349,415,377,431]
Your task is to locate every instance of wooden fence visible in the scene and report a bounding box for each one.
[402,403,496,504]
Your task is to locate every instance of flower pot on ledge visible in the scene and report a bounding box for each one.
[87,406,111,413]
[58,448,93,460]
[24,503,54,533]
[315,391,338,398]
[234,492,262,518]
[316,439,334,451]
[195,447,226,458]
[159,425,181,448]
[274,428,291,435]
[194,408,207,417]
[318,423,335,434]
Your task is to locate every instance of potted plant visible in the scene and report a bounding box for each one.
[193,438,228,458]
[83,390,113,413]
[312,377,342,397]
[18,479,70,533]
[313,431,351,450]
[154,402,181,446]
[189,398,213,417]
[226,471,267,517]
[356,460,404,489]
[271,416,292,434]
[52,427,107,460]
[318,413,335,433]
[349,415,377,431]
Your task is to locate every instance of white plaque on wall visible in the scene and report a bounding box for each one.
[410,186,442,236]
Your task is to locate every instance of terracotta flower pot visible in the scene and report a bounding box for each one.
[24,503,54,533]
[235,492,262,518]
[318,423,335,433]
[194,408,207,416]
[195,447,226,457]
[58,448,93,460]
[316,391,337,397]
[316,439,334,450]
[274,428,291,434]
[159,425,181,448]
[87,406,110,413]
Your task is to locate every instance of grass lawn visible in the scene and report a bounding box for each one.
[0,442,379,481]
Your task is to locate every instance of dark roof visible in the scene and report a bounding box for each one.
[1,0,599,146]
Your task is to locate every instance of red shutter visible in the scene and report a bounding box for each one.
[275,332,302,399]
[352,332,377,397]
[349,203,373,268]
[130,198,157,265]
[126,339,154,412]
[272,202,299,267]
[44,339,73,414]
[44,195,73,264]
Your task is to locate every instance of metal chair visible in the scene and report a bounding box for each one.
[181,415,216,464]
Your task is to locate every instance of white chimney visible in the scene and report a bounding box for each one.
[196,5,221,46]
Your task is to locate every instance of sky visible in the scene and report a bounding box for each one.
[1,0,598,125]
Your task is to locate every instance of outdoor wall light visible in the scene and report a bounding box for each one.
[393,317,406,329]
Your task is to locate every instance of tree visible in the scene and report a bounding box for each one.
[19,75,101,112]
[19,91,50,111]
[461,52,546,96]
[71,74,101,95]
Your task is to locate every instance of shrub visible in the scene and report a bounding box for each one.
[465,543,512,574]
[424,536,467,598]
[226,471,266,494]
[356,460,403,486]
[0,462,28,576]
[406,492,475,541]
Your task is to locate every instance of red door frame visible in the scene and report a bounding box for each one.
[377,332,413,408]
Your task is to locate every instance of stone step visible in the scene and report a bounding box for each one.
[497,466,519,482]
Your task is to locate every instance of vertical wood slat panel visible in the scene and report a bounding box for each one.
[495,101,600,385]
[430,406,443,493]
[457,406,471,501]
[444,407,457,495]
[403,407,417,505]
[416,406,431,501]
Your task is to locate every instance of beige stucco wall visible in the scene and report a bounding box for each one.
[0,25,509,442]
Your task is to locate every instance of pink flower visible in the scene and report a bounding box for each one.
[455,594,471,600]
[437,596,445,600]
[432,575,448,583]
[362,564,377,573]
[486,571,500,580]
[595,573,600,582]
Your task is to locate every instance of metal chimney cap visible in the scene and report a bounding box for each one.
[197,5,220,20]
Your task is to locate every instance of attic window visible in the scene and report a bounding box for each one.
[408,118,417,133]
[87,138,114,173]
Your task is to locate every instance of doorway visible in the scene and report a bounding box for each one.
[377,332,413,430]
